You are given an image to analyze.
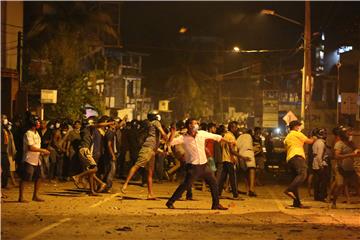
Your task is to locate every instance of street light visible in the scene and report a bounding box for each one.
[260,9,275,16]
[261,2,311,128]
[233,46,240,53]
[261,9,302,26]
[179,27,188,34]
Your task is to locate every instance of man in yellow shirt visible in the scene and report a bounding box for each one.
[284,120,315,208]
[218,121,249,199]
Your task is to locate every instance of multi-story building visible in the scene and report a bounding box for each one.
[93,47,151,120]
[338,48,360,127]
[22,2,150,120]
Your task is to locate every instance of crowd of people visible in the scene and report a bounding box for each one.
[1,111,359,210]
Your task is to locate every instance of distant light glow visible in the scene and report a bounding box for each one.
[320,50,324,60]
[179,27,187,34]
[261,9,275,15]
[321,33,325,41]
[338,46,353,54]
[338,94,341,103]
[275,128,281,134]
[233,46,240,53]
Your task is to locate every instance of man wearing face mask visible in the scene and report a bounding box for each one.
[283,120,315,208]
[6,122,17,187]
[121,110,168,200]
[51,121,66,181]
[1,115,11,188]
[312,128,330,202]
[47,120,63,182]
[38,120,52,180]
[63,120,82,177]
[18,115,50,202]
[166,118,236,210]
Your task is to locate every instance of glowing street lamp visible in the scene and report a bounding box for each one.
[261,9,302,26]
[179,27,188,34]
[260,9,275,16]
[261,4,311,127]
[233,46,240,53]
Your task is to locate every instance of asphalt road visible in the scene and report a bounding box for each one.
[1,179,360,240]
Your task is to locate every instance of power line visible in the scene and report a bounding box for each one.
[222,69,301,81]
[222,63,260,77]
[125,43,297,54]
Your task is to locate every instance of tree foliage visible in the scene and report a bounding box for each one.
[163,39,219,120]
[166,64,216,120]
[25,2,117,120]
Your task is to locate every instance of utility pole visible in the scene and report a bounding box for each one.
[16,31,23,82]
[301,1,312,128]
[217,70,224,123]
[336,62,341,124]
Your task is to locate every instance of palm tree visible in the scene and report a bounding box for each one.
[27,2,117,46]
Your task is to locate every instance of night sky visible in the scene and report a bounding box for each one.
[120,1,360,98]
[121,1,359,50]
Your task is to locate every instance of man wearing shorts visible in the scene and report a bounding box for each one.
[121,110,167,199]
[18,115,50,202]
[72,117,113,195]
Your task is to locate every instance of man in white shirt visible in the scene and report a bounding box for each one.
[236,129,257,197]
[166,118,234,210]
[19,115,50,202]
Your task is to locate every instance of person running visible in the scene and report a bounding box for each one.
[18,115,50,202]
[283,120,315,208]
[71,116,112,195]
[166,120,187,182]
[121,110,168,199]
[166,118,234,210]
